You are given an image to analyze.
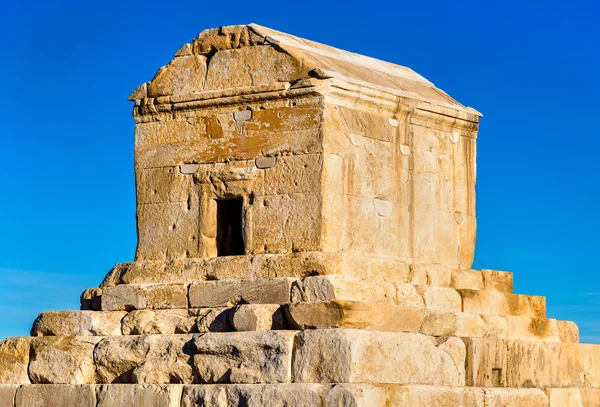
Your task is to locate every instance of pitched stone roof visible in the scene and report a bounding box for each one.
[130,24,480,117]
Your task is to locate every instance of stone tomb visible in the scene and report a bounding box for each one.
[1,24,599,406]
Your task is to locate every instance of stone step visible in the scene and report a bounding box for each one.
[546,388,600,406]
[284,301,577,343]
[0,383,555,407]
[99,255,514,294]
[1,330,598,387]
[93,275,536,316]
[32,302,578,343]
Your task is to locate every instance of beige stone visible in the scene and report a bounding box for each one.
[119,308,233,335]
[293,330,465,385]
[96,384,183,407]
[32,311,125,337]
[231,304,287,331]
[189,278,295,307]
[181,384,325,407]
[481,269,514,293]
[14,384,96,407]
[101,283,188,311]
[391,385,485,406]
[147,55,207,97]
[29,336,101,384]
[547,388,583,407]
[484,388,548,407]
[291,275,396,304]
[80,287,102,311]
[193,331,296,383]
[0,337,30,384]
[0,385,18,407]
[94,335,194,384]
[460,289,546,317]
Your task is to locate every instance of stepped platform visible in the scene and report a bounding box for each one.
[1,24,597,406]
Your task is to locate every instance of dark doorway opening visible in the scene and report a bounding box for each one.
[216,198,245,256]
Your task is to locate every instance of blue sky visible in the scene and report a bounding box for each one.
[0,0,598,342]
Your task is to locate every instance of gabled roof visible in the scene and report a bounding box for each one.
[130,24,480,117]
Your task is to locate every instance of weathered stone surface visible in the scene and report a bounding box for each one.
[0,385,18,407]
[193,331,296,383]
[181,384,324,407]
[29,336,101,384]
[96,384,183,407]
[14,384,96,407]
[101,284,188,311]
[231,304,287,331]
[484,388,548,407]
[465,337,600,389]
[147,55,207,97]
[460,289,546,317]
[32,311,125,337]
[293,330,465,385]
[94,335,194,384]
[80,288,102,311]
[0,337,30,384]
[291,275,396,304]
[189,278,295,307]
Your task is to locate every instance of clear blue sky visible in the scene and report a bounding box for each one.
[1,0,598,342]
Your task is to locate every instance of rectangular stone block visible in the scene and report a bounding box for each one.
[292,330,466,386]
[390,385,485,406]
[193,331,296,384]
[0,385,18,407]
[481,269,513,293]
[32,311,126,337]
[290,275,397,304]
[120,308,233,335]
[94,335,194,384]
[101,284,188,311]
[460,289,546,317]
[181,384,324,407]
[96,384,183,407]
[189,278,295,308]
[29,336,101,384]
[15,384,96,407]
[464,337,600,389]
[484,388,548,407]
[0,337,30,384]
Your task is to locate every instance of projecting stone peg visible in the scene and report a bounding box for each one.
[180,164,200,174]
[255,156,277,169]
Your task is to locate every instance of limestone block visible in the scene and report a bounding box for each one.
[410,264,453,286]
[581,389,600,406]
[484,388,548,407]
[481,315,509,338]
[263,154,322,195]
[291,276,396,304]
[80,288,102,311]
[415,285,462,311]
[505,316,561,342]
[188,278,294,307]
[390,385,484,406]
[106,259,209,286]
[94,335,194,384]
[420,310,486,337]
[505,341,600,388]
[293,330,465,385]
[181,384,324,407]
[204,46,307,90]
[147,55,207,97]
[251,193,322,253]
[121,309,196,335]
[0,385,18,407]
[547,388,583,407]
[96,384,183,407]
[451,269,484,290]
[192,331,296,383]
[460,289,546,317]
[101,284,188,311]
[284,301,424,332]
[463,337,508,387]
[557,320,579,343]
[32,311,126,337]
[231,304,287,331]
[195,308,234,333]
[14,384,96,407]
[481,269,513,293]
[394,283,426,308]
[136,166,194,205]
[324,383,389,406]
[29,336,101,384]
[136,199,200,260]
[0,337,30,384]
